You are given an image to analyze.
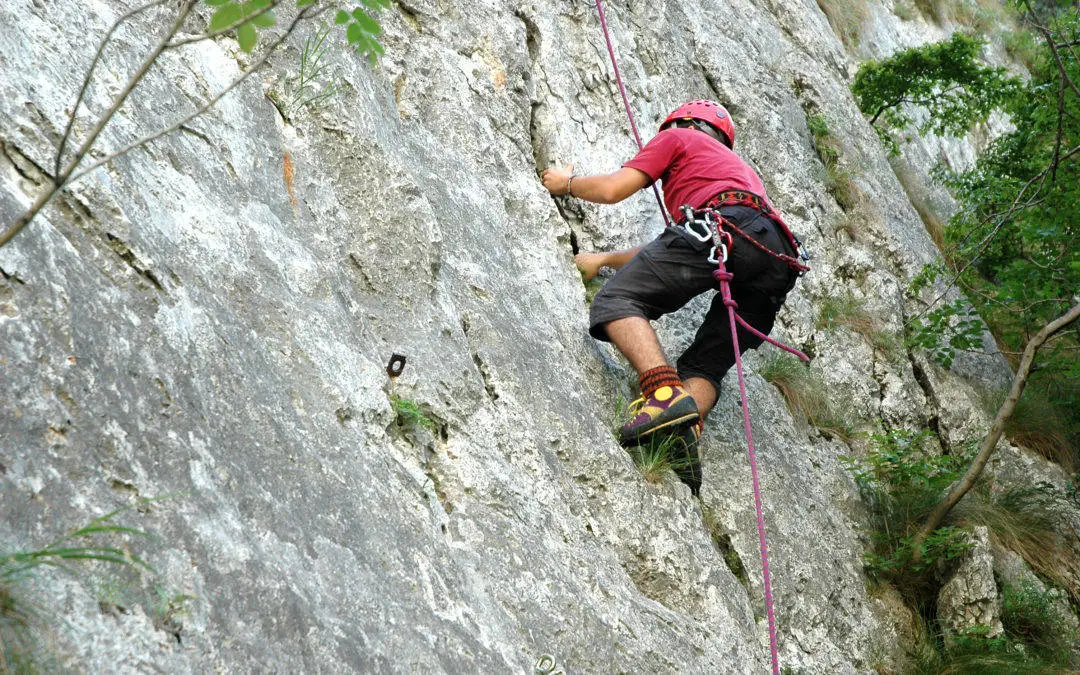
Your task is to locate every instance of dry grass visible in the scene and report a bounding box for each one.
[980,385,1080,473]
[816,0,871,48]
[816,293,901,359]
[757,352,856,440]
[891,157,948,252]
[953,485,1080,605]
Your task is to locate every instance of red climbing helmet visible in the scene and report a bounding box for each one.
[660,100,736,149]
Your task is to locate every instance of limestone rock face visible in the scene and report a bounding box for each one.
[0,0,1065,672]
[937,526,1002,639]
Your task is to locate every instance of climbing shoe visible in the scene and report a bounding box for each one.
[669,420,703,496]
[618,384,699,447]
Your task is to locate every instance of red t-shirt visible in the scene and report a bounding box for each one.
[624,127,768,221]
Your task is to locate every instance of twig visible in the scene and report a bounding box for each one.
[54,0,171,178]
[1,1,197,248]
[67,7,319,186]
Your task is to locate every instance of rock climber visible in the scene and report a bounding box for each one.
[541,99,802,494]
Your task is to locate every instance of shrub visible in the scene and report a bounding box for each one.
[1001,581,1077,665]
[844,429,973,601]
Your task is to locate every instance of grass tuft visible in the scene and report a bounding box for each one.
[808,113,865,213]
[757,351,856,440]
[390,396,436,433]
[815,0,870,48]
[626,433,695,485]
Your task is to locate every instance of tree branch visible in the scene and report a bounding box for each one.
[54,0,172,178]
[167,0,281,48]
[1,3,321,249]
[909,298,1080,563]
[910,143,1080,323]
[67,7,318,187]
[1,0,197,248]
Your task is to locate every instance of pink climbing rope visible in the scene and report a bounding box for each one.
[593,0,672,228]
[715,265,780,674]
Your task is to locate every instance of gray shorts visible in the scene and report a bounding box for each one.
[589,206,797,393]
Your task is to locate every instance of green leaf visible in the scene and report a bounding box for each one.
[352,9,381,35]
[237,21,257,52]
[251,10,277,27]
[209,2,243,32]
[335,9,350,24]
[346,21,364,45]
[360,0,382,9]
[297,0,316,5]
[205,0,231,6]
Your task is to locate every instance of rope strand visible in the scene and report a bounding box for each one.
[593,0,672,228]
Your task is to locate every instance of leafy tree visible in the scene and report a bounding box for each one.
[852,3,1080,562]
[1,0,391,248]
[851,32,1023,155]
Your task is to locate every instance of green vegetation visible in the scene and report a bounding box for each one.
[853,7,1080,475]
[1,504,164,670]
[282,22,342,116]
[845,430,972,599]
[847,431,1080,670]
[807,113,864,212]
[1002,581,1077,663]
[390,395,436,433]
[757,351,855,439]
[852,33,1022,155]
[626,433,694,485]
[914,623,1075,673]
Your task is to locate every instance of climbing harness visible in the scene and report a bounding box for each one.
[591,2,814,671]
[696,191,811,275]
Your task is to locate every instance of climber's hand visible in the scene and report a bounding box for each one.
[574,252,606,282]
[541,163,574,196]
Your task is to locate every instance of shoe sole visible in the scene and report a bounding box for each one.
[618,408,700,447]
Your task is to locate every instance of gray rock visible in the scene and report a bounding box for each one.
[937,526,1002,638]
[0,0,1071,672]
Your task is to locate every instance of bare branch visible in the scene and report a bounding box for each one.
[67,7,318,186]
[910,299,1080,563]
[1,1,196,248]
[55,0,172,178]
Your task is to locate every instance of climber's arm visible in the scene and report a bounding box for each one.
[541,164,650,204]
